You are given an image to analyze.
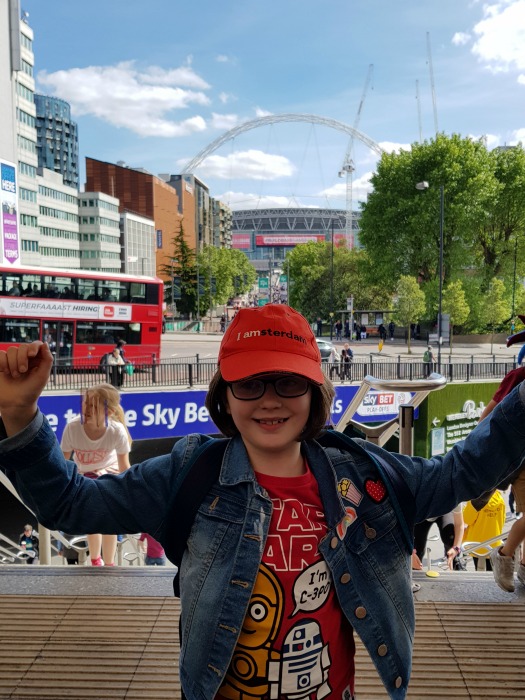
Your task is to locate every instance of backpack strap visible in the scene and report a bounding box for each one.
[163,437,229,596]
[318,429,415,553]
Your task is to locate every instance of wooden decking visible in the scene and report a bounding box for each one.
[0,594,524,699]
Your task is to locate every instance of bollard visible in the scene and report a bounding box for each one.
[38,525,52,565]
[399,405,414,456]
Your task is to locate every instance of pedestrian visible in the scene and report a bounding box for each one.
[2,306,525,699]
[139,533,166,566]
[316,316,323,337]
[220,314,226,333]
[388,320,395,341]
[60,384,131,566]
[19,523,38,564]
[413,506,465,571]
[463,491,506,571]
[423,345,436,377]
[115,339,127,360]
[378,323,387,342]
[344,319,350,339]
[340,342,353,381]
[335,319,343,342]
[107,347,125,388]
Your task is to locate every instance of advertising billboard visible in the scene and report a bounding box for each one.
[0,159,20,267]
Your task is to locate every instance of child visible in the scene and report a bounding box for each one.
[19,523,38,564]
[139,532,166,566]
[61,384,131,566]
[463,490,506,571]
[1,304,525,700]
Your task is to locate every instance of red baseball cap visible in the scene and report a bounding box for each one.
[218,304,324,384]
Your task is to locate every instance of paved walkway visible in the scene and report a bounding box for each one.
[0,567,524,699]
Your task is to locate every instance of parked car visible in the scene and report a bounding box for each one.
[315,338,340,363]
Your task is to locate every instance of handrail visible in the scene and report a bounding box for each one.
[335,373,447,451]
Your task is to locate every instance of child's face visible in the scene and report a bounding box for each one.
[82,395,108,425]
[225,374,311,458]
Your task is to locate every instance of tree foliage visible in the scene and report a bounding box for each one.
[393,276,426,353]
[359,135,525,295]
[286,242,393,323]
[160,223,196,316]
[442,279,470,353]
[480,277,508,353]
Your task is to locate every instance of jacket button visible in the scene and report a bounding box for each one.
[395,676,403,688]
[355,606,367,619]
[365,526,376,539]
[340,573,351,584]
[330,537,339,549]
[377,644,388,656]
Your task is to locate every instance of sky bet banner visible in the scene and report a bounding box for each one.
[37,386,416,442]
[1,159,21,266]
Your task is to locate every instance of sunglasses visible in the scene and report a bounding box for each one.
[228,375,310,401]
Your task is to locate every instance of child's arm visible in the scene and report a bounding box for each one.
[117,453,131,473]
[0,342,53,436]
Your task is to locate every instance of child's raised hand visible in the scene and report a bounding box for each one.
[0,341,54,435]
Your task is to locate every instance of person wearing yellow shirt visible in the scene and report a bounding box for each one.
[463,491,506,571]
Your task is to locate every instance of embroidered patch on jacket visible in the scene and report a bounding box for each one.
[338,478,363,507]
[336,507,357,540]
[364,478,387,503]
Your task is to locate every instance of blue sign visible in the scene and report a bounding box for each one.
[38,386,415,443]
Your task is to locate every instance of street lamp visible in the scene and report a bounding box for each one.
[416,181,444,370]
[330,218,334,340]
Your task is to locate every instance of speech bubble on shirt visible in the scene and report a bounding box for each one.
[291,560,332,616]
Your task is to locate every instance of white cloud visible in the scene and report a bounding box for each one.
[378,141,412,153]
[216,54,230,63]
[37,61,210,137]
[216,191,307,210]
[197,150,295,180]
[469,132,502,148]
[452,31,471,46]
[511,127,525,142]
[318,171,373,203]
[471,0,525,76]
[219,92,235,104]
[518,74,525,83]
[255,107,273,117]
[210,112,239,130]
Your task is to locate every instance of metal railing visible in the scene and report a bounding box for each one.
[43,355,519,392]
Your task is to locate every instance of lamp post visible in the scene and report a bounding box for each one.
[416,181,444,370]
[330,218,334,340]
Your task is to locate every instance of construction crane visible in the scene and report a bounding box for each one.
[426,32,439,136]
[339,64,373,247]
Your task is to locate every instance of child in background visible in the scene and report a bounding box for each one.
[61,384,131,566]
[139,533,166,566]
[2,305,525,700]
[463,490,506,571]
[19,523,38,564]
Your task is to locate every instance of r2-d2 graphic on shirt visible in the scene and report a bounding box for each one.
[268,619,331,699]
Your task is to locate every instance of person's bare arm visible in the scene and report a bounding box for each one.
[0,342,53,436]
[117,452,131,473]
[479,399,498,422]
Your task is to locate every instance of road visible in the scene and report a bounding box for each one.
[160,330,520,362]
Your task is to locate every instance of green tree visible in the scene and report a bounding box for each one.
[197,246,257,316]
[160,223,196,317]
[442,280,470,356]
[359,134,500,290]
[392,276,426,354]
[480,278,508,353]
[287,242,393,324]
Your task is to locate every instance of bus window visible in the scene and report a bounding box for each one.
[77,278,97,300]
[130,282,146,303]
[94,323,127,345]
[128,323,141,345]
[145,282,160,305]
[101,280,121,302]
[52,277,76,299]
[5,275,22,296]
[76,323,95,344]
[0,319,40,343]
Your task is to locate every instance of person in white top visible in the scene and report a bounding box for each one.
[61,384,131,566]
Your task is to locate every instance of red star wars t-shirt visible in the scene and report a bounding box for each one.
[217,464,355,700]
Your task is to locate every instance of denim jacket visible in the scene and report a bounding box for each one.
[1,383,525,700]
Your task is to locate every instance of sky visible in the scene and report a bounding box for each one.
[20,0,525,211]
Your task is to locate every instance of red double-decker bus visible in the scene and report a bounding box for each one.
[0,265,163,365]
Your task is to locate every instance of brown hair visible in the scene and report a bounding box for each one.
[205,369,335,440]
[83,383,132,445]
